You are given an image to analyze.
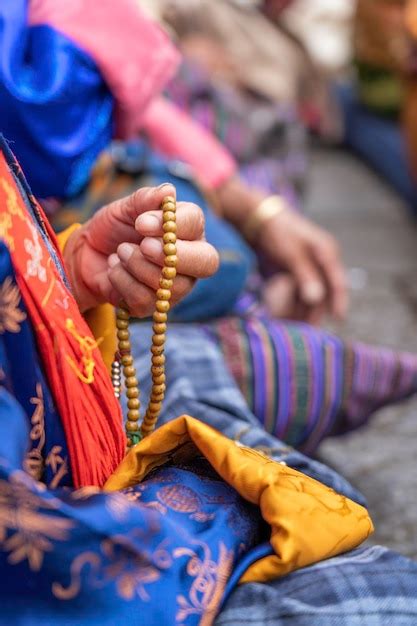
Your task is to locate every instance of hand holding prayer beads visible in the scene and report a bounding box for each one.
[113,195,177,446]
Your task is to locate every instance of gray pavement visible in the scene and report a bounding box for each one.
[305,146,417,559]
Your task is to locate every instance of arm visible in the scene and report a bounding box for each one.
[142,97,237,189]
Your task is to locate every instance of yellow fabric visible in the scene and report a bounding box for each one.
[105,415,373,583]
[56,225,116,370]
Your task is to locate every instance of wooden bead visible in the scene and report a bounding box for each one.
[152,354,165,366]
[163,211,176,223]
[116,319,129,330]
[151,344,164,356]
[117,308,129,320]
[163,232,176,244]
[153,311,167,323]
[127,410,140,422]
[125,376,138,388]
[162,201,176,212]
[162,195,175,205]
[156,288,171,301]
[152,373,166,385]
[151,365,164,376]
[122,365,136,378]
[118,340,131,352]
[162,266,177,280]
[117,329,129,341]
[152,334,166,347]
[159,278,173,290]
[165,255,177,268]
[126,387,139,399]
[121,355,133,366]
[163,221,177,234]
[126,420,140,431]
[151,392,164,402]
[148,401,161,413]
[156,300,170,313]
[152,383,166,395]
[128,398,140,410]
[163,243,176,256]
[152,322,167,334]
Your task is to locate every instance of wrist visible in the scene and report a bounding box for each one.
[63,225,100,313]
[241,195,289,243]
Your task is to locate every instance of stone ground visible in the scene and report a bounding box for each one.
[305,146,417,559]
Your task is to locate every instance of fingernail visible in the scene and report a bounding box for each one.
[136,213,160,233]
[141,237,162,258]
[108,253,119,268]
[117,243,134,263]
[157,182,171,190]
[302,282,325,304]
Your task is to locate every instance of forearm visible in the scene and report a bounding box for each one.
[142,97,237,189]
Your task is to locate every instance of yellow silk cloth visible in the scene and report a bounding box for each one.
[105,415,373,583]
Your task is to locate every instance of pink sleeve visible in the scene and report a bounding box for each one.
[28,0,180,138]
[142,98,236,189]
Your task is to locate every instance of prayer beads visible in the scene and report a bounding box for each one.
[112,196,177,447]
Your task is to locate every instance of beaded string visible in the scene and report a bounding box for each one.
[112,195,177,447]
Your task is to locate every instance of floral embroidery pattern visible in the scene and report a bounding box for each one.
[65,318,97,384]
[0,276,26,334]
[45,446,68,489]
[156,485,215,523]
[24,223,47,283]
[24,383,46,481]
[52,532,171,602]
[0,212,14,251]
[0,177,25,220]
[175,541,234,625]
[0,471,74,571]
[23,385,68,488]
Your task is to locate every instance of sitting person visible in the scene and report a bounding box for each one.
[3,0,417,461]
[1,128,417,625]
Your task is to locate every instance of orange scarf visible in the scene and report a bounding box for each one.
[0,145,126,487]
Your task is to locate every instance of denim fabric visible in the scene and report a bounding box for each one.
[216,545,417,625]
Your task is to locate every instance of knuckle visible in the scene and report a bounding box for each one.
[185,203,205,237]
[129,289,154,315]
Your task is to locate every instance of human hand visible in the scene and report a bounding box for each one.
[257,208,348,321]
[64,184,219,314]
[215,176,347,322]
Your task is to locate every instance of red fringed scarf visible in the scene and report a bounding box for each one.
[0,149,126,487]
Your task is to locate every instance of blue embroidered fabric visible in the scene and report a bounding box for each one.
[0,140,271,624]
[0,240,271,624]
[0,1,113,199]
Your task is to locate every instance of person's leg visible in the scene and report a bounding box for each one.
[215,545,417,625]
[128,321,365,504]
[209,316,417,453]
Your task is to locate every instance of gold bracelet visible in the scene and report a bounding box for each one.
[241,195,288,242]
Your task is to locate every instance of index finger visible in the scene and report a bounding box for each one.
[135,201,205,242]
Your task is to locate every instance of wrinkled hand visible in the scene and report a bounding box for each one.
[64,184,219,314]
[257,209,348,322]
